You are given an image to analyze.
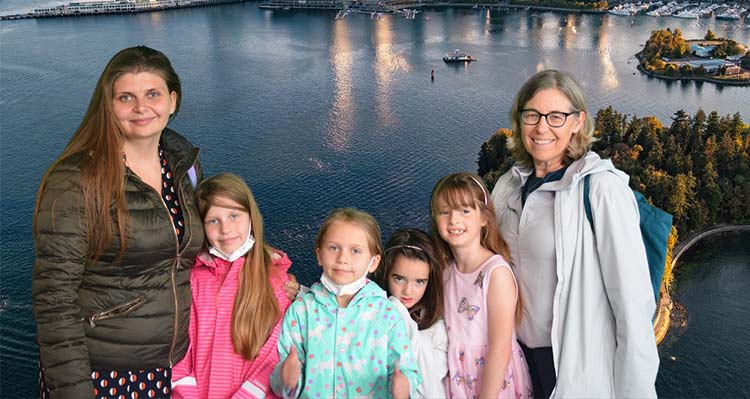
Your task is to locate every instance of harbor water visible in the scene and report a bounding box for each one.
[1,2,749,397]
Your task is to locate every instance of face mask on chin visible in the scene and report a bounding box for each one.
[320,256,376,296]
[208,224,255,262]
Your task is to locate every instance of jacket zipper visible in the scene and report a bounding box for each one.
[86,294,147,328]
[168,166,194,366]
[125,159,194,367]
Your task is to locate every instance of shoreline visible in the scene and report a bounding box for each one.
[655,225,750,344]
[1,1,609,20]
[635,41,750,87]
[417,3,605,13]
[637,64,750,87]
[0,0,249,20]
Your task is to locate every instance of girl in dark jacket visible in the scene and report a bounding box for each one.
[33,46,204,399]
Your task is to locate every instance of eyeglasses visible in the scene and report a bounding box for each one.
[520,109,580,128]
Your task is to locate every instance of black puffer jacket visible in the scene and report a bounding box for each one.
[33,129,205,398]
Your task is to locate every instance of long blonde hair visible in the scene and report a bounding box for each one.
[430,172,522,323]
[195,173,279,360]
[33,46,182,262]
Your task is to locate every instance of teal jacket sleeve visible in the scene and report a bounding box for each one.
[387,306,422,397]
[271,298,307,398]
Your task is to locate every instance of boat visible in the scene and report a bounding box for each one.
[716,6,742,20]
[443,49,476,62]
[673,8,699,18]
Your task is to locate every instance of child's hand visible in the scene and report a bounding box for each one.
[284,274,301,301]
[390,360,410,399]
[281,346,302,390]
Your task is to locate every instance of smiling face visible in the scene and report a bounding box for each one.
[388,255,430,309]
[434,200,487,252]
[316,220,380,286]
[521,87,585,176]
[203,196,251,255]
[112,71,177,144]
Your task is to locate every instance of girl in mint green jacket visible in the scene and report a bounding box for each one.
[270,208,421,398]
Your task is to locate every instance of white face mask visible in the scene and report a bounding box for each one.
[320,256,376,296]
[208,224,255,262]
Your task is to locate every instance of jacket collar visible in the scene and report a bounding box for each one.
[310,279,385,307]
[511,152,621,193]
[160,128,199,178]
[194,249,242,275]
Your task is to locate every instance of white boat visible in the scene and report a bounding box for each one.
[716,6,742,20]
[608,8,632,16]
[443,49,476,62]
[673,8,699,18]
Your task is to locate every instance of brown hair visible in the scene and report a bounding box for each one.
[315,208,383,262]
[376,228,444,330]
[507,69,595,169]
[33,46,182,262]
[430,172,510,263]
[195,173,279,360]
[430,172,522,323]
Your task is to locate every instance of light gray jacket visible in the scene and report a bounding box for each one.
[491,152,659,398]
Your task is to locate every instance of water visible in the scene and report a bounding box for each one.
[656,232,750,398]
[1,3,749,397]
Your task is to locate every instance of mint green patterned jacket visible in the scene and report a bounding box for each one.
[271,280,421,398]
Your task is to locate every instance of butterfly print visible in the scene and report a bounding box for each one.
[453,374,476,389]
[473,271,484,288]
[458,297,480,321]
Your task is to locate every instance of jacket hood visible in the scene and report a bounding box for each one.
[309,279,385,307]
[510,151,628,193]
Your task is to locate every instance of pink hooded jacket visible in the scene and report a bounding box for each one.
[172,249,292,399]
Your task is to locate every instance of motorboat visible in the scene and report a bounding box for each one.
[443,49,476,62]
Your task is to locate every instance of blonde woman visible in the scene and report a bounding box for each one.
[491,70,659,398]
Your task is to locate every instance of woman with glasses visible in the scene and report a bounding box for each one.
[489,70,659,398]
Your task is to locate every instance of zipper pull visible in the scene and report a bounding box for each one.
[89,317,96,328]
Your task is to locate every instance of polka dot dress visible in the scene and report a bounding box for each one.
[40,367,171,399]
[159,146,184,245]
[91,368,171,399]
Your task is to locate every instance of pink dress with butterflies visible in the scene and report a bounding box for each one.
[443,254,533,399]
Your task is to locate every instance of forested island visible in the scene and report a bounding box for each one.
[637,28,750,85]
[477,109,750,338]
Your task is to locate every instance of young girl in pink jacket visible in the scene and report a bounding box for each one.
[172,173,298,399]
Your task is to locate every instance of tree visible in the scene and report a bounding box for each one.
[667,173,696,232]
[478,128,513,177]
[704,29,717,41]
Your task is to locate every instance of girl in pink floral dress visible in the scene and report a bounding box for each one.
[431,172,533,399]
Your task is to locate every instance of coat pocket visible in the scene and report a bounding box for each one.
[86,294,146,328]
